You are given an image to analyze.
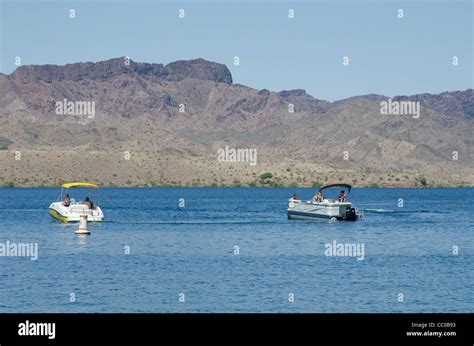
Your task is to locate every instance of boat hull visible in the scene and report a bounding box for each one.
[287,201,361,221]
[49,202,104,223]
[287,209,338,221]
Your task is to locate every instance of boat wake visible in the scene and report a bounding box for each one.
[363,208,396,213]
[363,208,441,214]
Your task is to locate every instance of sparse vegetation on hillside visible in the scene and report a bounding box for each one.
[418,176,428,187]
[0,150,472,188]
[259,172,273,180]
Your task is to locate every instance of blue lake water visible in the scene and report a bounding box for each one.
[0,187,472,312]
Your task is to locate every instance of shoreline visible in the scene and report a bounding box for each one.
[1,183,473,188]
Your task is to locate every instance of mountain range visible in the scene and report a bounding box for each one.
[0,57,472,187]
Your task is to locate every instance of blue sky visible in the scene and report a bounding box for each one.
[0,0,472,101]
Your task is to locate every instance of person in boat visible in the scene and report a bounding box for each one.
[317,191,324,203]
[338,191,347,202]
[62,194,71,207]
[81,196,94,209]
[289,193,300,208]
[313,191,324,203]
[311,191,321,203]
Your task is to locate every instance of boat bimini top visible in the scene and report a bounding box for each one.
[61,182,99,198]
[319,184,352,194]
[60,182,100,205]
[62,182,99,189]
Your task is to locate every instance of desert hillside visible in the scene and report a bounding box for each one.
[0,57,473,187]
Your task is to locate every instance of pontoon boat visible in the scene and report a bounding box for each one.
[287,184,362,221]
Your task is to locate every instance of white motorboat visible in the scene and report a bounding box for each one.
[49,182,104,222]
[287,184,362,221]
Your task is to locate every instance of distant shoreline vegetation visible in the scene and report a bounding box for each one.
[1,181,472,188]
[1,171,472,188]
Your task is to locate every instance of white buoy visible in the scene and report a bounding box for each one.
[75,215,90,235]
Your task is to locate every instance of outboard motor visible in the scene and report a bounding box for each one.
[344,207,358,221]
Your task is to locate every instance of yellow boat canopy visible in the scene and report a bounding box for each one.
[62,182,99,189]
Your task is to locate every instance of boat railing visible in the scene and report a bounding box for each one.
[289,198,355,208]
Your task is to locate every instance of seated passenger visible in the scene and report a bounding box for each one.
[62,193,71,207]
[338,191,347,202]
[81,196,94,209]
[312,191,324,203]
[291,193,299,201]
[317,191,324,203]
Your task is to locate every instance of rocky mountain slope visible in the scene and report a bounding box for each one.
[0,57,472,187]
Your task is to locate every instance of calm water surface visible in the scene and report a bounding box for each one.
[0,188,472,312]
